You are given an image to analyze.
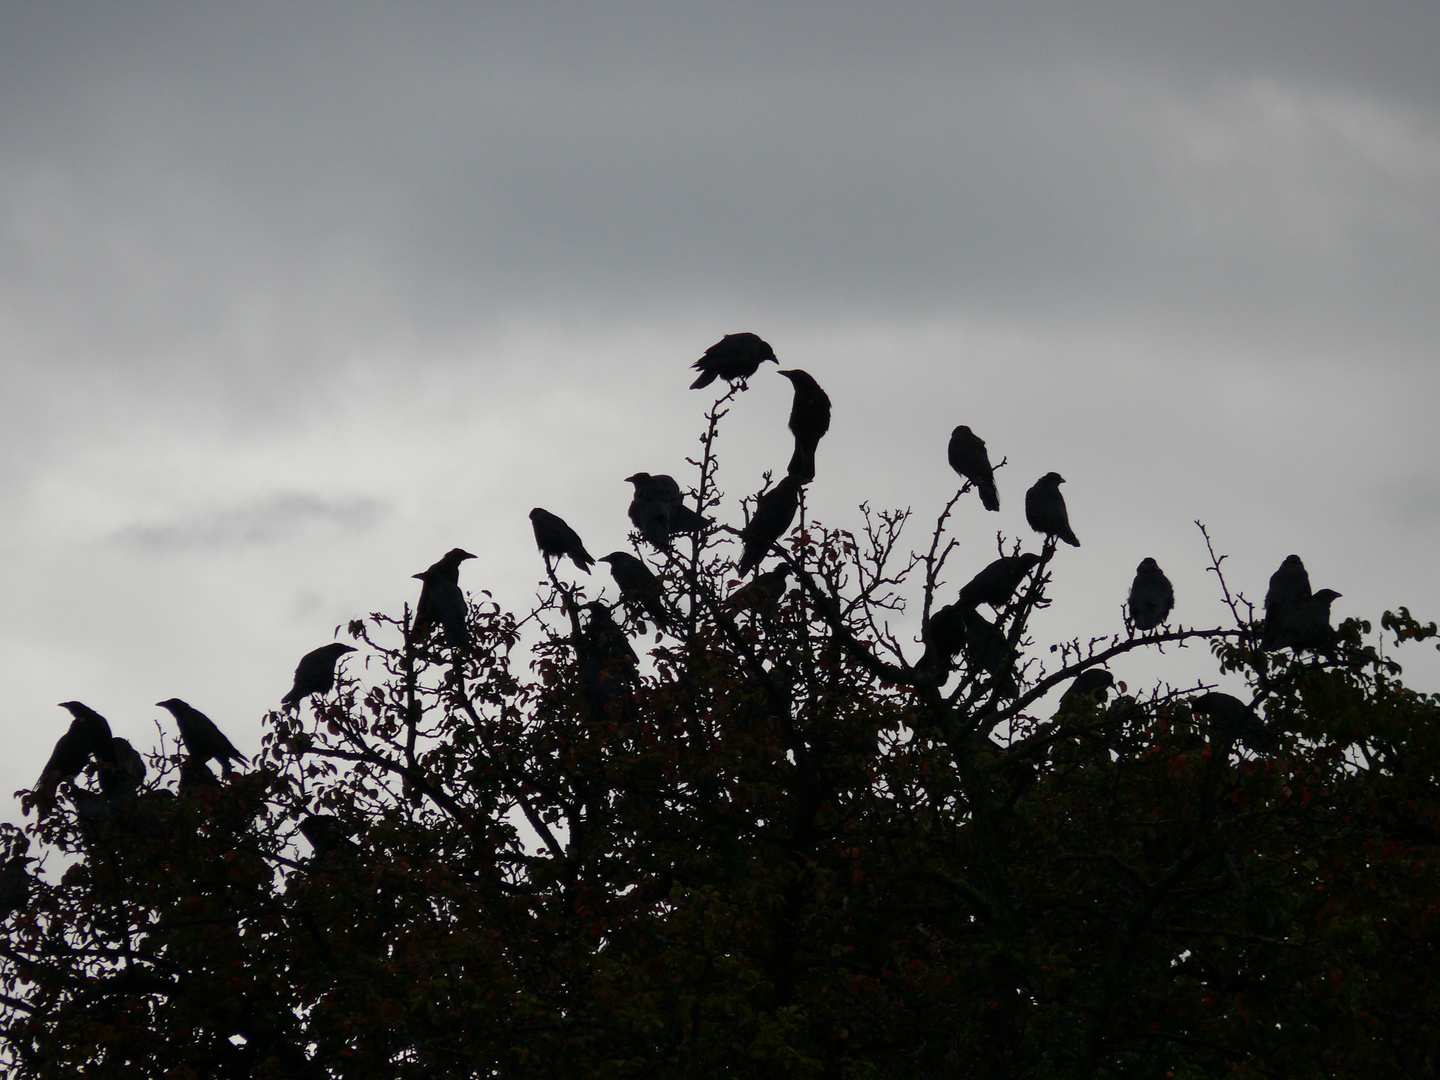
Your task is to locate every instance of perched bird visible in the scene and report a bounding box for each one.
[1276,589,1343,652]
[282,643,358,709]
[299,814,355,856]
[947,426,1000,512]
[412,548,475,650]
[29,703,116,817]
[1025,472,1080,547]
[0,856,33,920]
[1191,692,1277,754]
[1128,558,1175,632]
[58,702,117,764]
[530,508,595,574]
[962,609,1018,697]
[98,737,146,804]
[918,601,969,679]
[178,757,221,795]
[779,369,831,483]
[690,332,778,390]
[958,553,1042,610]
[1062,669,1117,706]
[579,602,639,714]
[600,552,670,630]
[624,473,708,549]
[726,565,793,613]
[738,475,801,576]
[156,699,247,778]
[1261,554,1312,650]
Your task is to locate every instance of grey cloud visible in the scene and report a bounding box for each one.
[113,492,388,551]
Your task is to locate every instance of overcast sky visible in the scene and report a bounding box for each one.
[4,3,1439,812]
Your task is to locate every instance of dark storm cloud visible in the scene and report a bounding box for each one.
[113,492,387,551]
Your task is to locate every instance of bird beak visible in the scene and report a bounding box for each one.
[412,573,425,580]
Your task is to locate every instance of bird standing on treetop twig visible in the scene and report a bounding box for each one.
[1025,472,1080,547]
[690,332,777,390]
[28,702,118,817]
[600,552,670,631]
[625,473,708,549]
[738,475,801,576]
[412,548,476,650]
[530,508,595,574]
[958,553,1041,610]
[948,426,1000,512]
[1128,558,1174,631]
[283,642,358,709]
[156,699,247,778]
[779,369,831,483]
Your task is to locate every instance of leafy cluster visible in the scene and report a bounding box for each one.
[4,387,1440,1079]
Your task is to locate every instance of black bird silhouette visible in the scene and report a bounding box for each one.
[1260,554,1312,650]
[282,642,358,709]
[726,565,793,613]
[530,508,595,574]
[690,332,778,389]
[1276,589,1343,652]
[947,426,1000,512]
[0,857,33,920]
[1063,669,1117,706]
[29,703,116,817]
[600,552,670,630]
[1128,558,1175,631]
[1025,472,1080,547]
[738,475,801,575]
[919,601,969,680]
[412,548,476,649]
[958,553,1041,610]
[98,737,146,804]
[299,814,356,856]
[579,602,639,714]
[962,609,1018,697]
[779,369,831,483]
[624,473,708,549]
[156,699,247,778]
[1192,692,1277,754]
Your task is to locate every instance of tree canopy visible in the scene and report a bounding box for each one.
[4,369,1440,1079]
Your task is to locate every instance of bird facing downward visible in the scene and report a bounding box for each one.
[1025,472,1080,547]
[530,508,595,574]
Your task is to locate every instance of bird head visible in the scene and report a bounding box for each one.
[443,548,477,564]
[1314,589,1343,605]
[624,472,652,488]
[324,643,357,656]
[155,698,184,713]
[1041,472,1066,486]
[57,701,92,718]
[1138,557,1159,572]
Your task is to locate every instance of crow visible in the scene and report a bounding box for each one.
[1192,692,1277,754]
[0,856,32,920]
[958,553,1041,610]
[624,473,708,549]
[28,703,117,817]
[738,475,801,575]
[962,609,1018,697]
[98,737,146,804]
[948,426,1000,512]
[1062,669,1117,706]
[282,642,358,709]
[779,369,831,483]
[1261,554,1312,650]
[412,548,475,650]
[690,332,778,390]
[600,551,670,630]
[156,699,248,778]
[1128,558,1175,631]
[1025,472,1080,547]
[530,508,595,573]
[1275,589,1343,652]
[299,814,356,856]
[726,565,792,613]
[579,602,639,714]
[918,601,969,679]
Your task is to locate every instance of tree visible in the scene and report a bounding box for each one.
[4,380,1440,1079]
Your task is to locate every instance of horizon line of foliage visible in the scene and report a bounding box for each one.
[5,379,1440,1079]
